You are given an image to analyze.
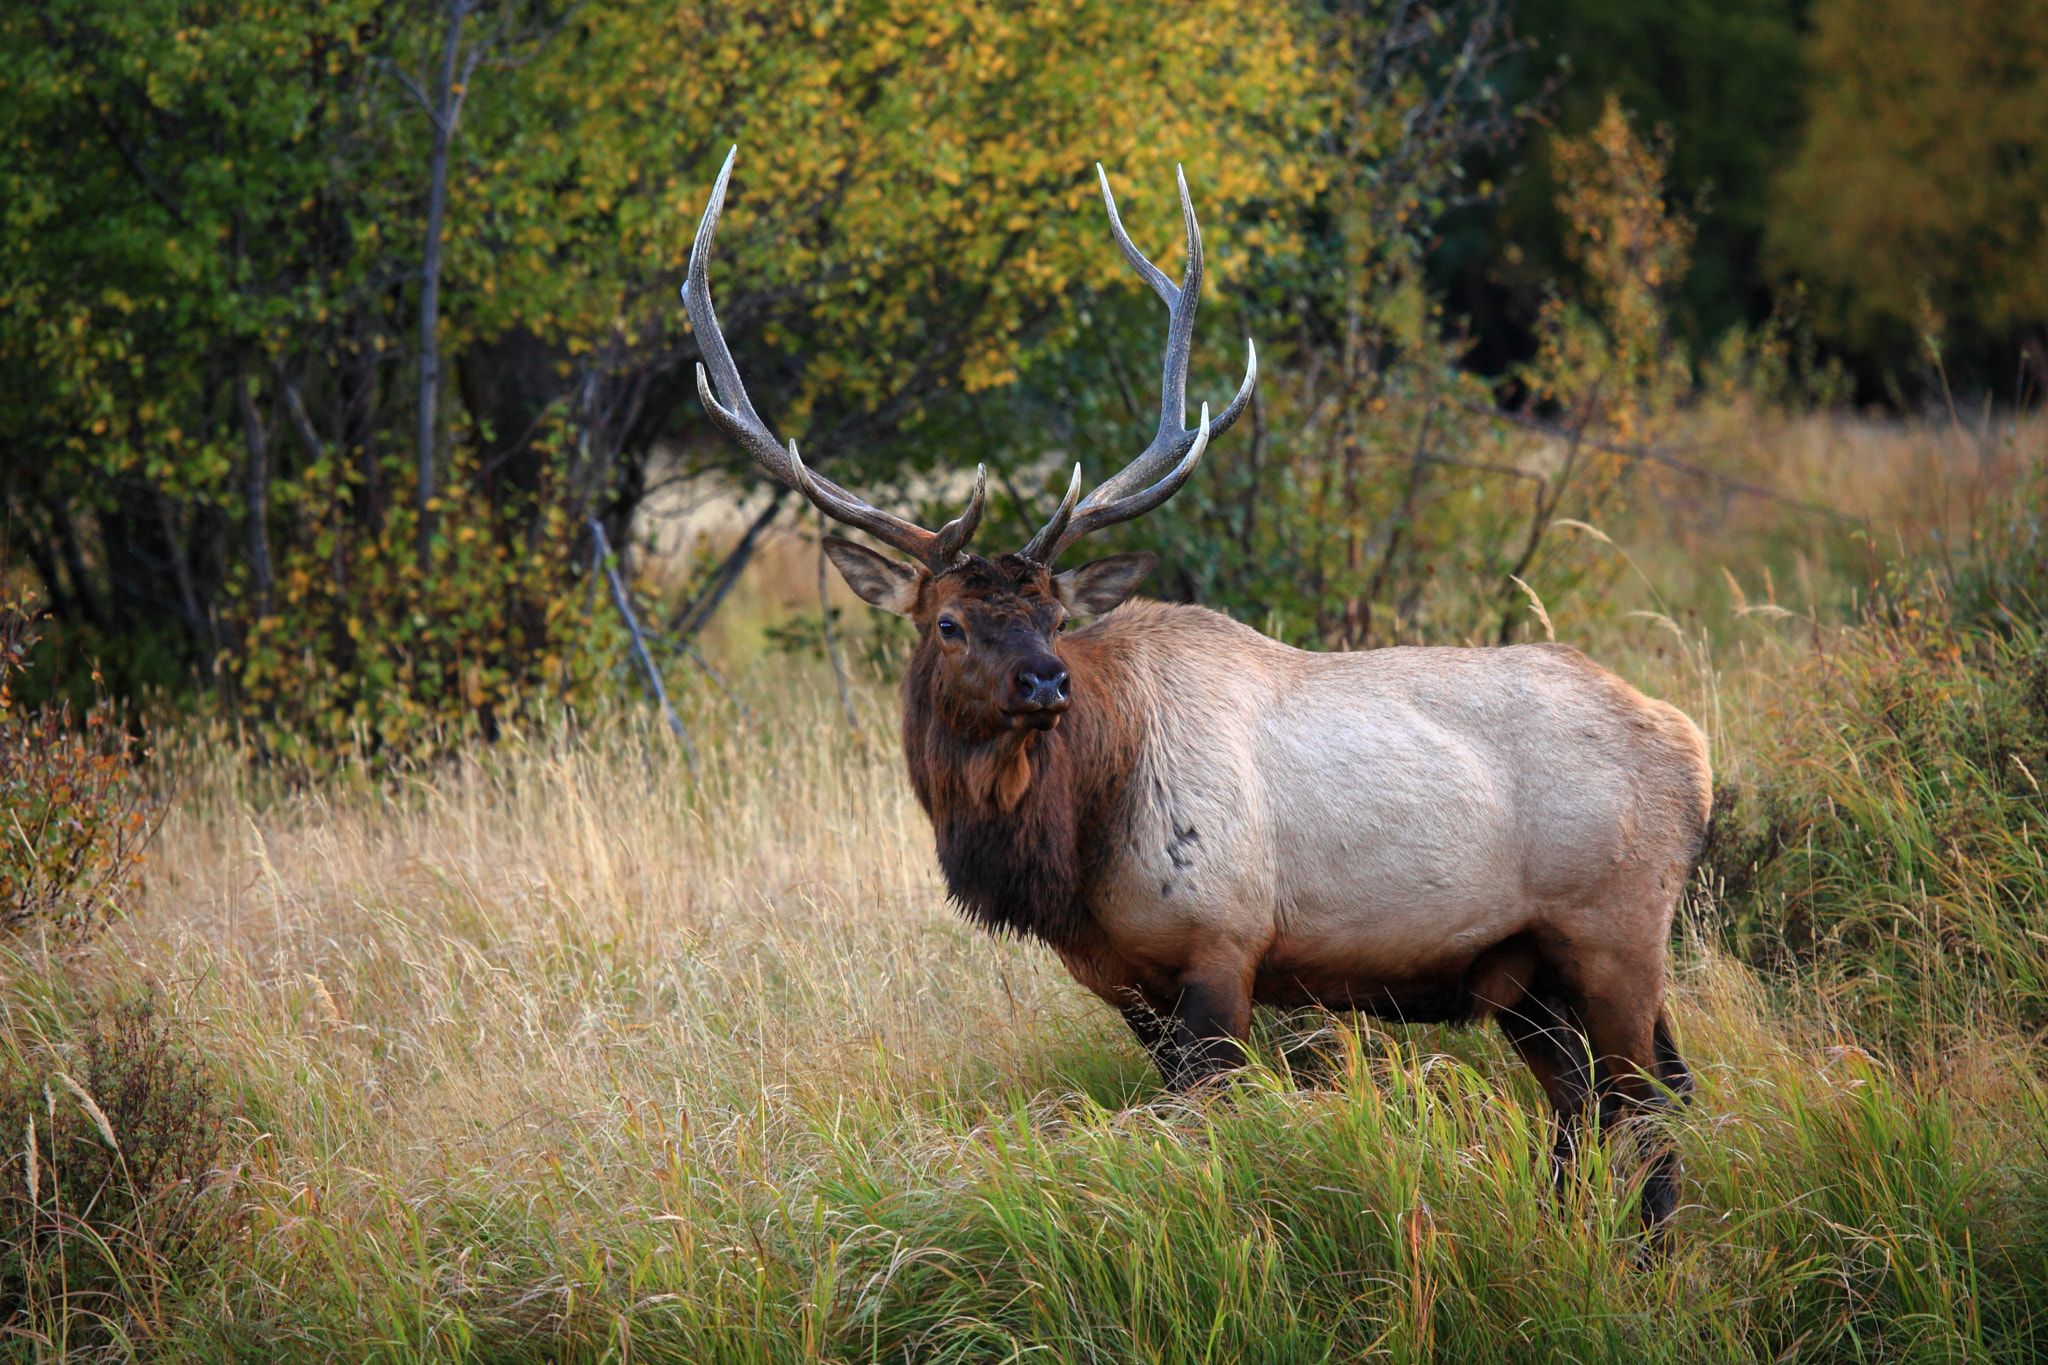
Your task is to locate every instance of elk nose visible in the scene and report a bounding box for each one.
[1015,662,1070,709]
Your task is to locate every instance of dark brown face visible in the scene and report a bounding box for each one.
[917,556,1072,741]
[821,536,1156,747]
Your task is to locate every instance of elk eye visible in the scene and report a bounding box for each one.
[936,618,962,640]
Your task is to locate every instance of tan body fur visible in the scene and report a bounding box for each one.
[1036,601,1712,1040]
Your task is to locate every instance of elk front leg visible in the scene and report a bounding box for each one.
[1120,1004,1171,1071]
[1120,998,1244,1088]
[1150,965,1252,1091]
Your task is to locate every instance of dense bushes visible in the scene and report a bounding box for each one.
[0,0,1331,739]
[0,597,154,942]
[1706,588,2048,1040]
[1951,457,2048,633]
[1043,92,1701,651]
[0,997,235,1351]
[0,604,236,1349]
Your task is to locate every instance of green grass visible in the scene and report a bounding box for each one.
[151,995,2048,1362]
[1705,603,2048,1041]
[8,684,2048,1362]
[5,413,2048,1361]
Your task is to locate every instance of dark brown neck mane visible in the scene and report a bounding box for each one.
[901,629,1140,946]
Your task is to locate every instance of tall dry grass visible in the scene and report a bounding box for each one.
[2,408,2045,1359]
[65,669,2040,1362]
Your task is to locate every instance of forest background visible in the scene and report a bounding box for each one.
[6,2,2048,1359]
[5,0,2045,747]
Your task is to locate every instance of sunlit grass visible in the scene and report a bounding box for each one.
[5,409,2047,1359]
[6,655,2026,1361]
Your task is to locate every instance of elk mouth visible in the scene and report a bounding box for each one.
[1002,701,1068,732]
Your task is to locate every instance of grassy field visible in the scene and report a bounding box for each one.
[5,409,2048,1361]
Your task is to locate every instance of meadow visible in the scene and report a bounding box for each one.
[5,406,2048,1362]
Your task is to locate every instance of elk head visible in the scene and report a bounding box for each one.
[682,148,1256,744]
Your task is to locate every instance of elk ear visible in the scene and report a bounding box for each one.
[822,536,923,617]
[1054,552,1156,617]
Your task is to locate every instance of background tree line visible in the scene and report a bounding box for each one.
[1455,0,2048,397]
[3,0,2043,758]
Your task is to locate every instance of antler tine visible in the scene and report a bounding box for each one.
[685,147,800,480]
[930,463,987,563]
[1096,163,1177,307]
[1018,167,1257,564]
[1017,462,1083,563]
[1049,404,1212,562]
[1085,167,1257,509]
[684,146,980,568]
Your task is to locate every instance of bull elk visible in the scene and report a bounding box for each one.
[682,149,1711,1233]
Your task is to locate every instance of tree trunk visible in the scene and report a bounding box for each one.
[154,489,214,658]
[416,0,475,574]
[49,502,106,630]
[237,366,274,618]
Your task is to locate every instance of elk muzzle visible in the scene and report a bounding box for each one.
[1006,655,1070,729]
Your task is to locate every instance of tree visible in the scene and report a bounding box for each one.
[1767,0,2048,374]
[1431,0,1805,369]
[0,0,1329,755]
[0,1,392,691]
[1002,0,1541,649]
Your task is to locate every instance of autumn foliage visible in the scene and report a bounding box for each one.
[2,0,2043,758]
[0,0,1331,757]
[0,597,154,940]
[1769,0,2048,355]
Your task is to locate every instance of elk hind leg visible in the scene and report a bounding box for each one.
[1494,980,1595,1180]
[1577,973,1690,1237]
[1653,1011,1694,1106]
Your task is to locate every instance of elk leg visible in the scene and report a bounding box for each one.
[1653,1011,1695,1104]
[1579,989,1688,1237]
[1633,1010,1696,1238]
[1121,998,1242,1089]
[1120,1006,1171,1071]
[1154,970,1251,1091]
[1495,985,1594,1176]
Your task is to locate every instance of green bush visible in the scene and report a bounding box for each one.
[0,598,155,942]
[225,446,616,773]
[0,997,235,1351]
[1950,457,2048,633]
[1706,593,2048,1040]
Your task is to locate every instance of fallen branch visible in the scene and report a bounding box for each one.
[589,518,696,772]
[669,488,787,641]
[1465,404,1863,525]
[816,506,860,735]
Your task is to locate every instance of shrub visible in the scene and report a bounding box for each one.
[0,997,235,1349]
[1950,454,2048,632]
[1059,93,1699,651]
[0,597,156,942]
[1705,589,2048,1040]
[226,452,612,773]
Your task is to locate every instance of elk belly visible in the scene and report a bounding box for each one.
[1246,642,1680,1014]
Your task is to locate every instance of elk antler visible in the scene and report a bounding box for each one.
[682,146,985,571]
[1019,164,1258,564]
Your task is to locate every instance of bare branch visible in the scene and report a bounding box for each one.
[1466,404,1864,525]
[590,518,695,769]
